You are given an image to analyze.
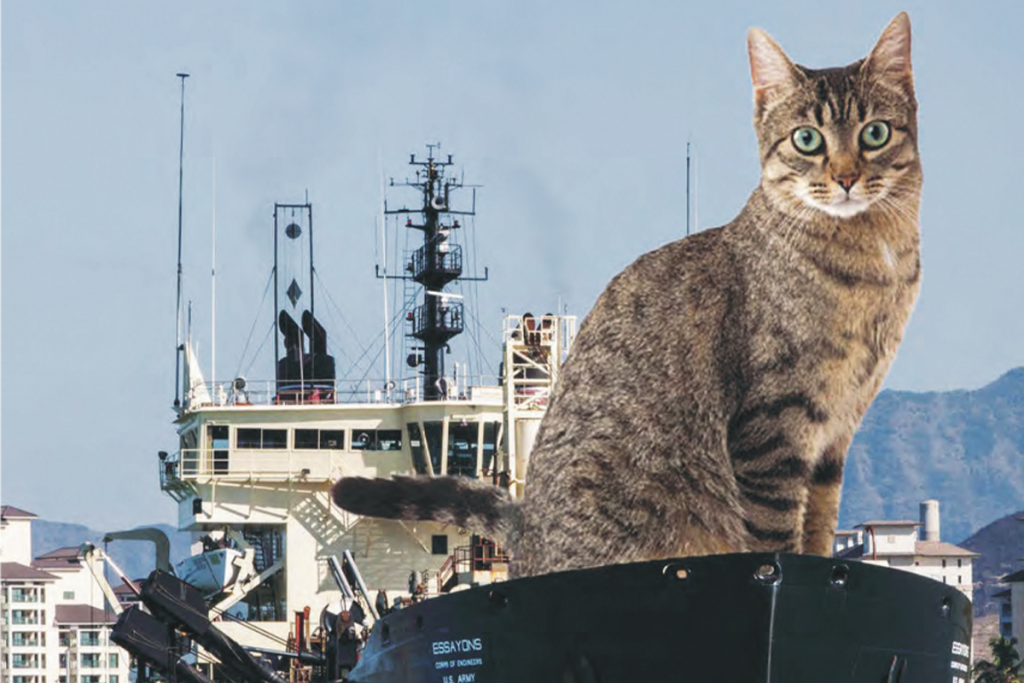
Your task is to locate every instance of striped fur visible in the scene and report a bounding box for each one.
[331,475,516,541]
[333,14,921,579]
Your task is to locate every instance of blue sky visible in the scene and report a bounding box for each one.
[3,1,1023,529]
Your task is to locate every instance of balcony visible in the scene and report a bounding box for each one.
[411,243,462,283]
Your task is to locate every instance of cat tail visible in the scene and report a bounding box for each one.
[331,475,516,543]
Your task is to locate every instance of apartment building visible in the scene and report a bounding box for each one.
[1,505,131,683]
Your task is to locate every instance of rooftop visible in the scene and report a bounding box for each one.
[854,520,921,528]
[0,505,38,520]
[1003,569,1024,583]
[833,541,978,560]
[1,561,59,582]
[914,541,979,558]
[33,546,85,570]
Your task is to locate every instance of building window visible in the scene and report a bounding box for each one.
[11,632,41,647]
[11,610,40,625]
[80,631,101,647]
[942,559,947,568]
[81,677,103,683]
[81,653,102,669]
[59,630,72,647]
[957,559,962,568]
[109,653,119,668]
[432,535,449,555]
[1003,622,1014,637]
[1002,602,1013,617]
[59,654,68,668]
[958,575,962,585]
[236,427,287,449]
[12,653,39,668]
[110,676,119,683]
[11,588,40,603]
[62,591,75,600]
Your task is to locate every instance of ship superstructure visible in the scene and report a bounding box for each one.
[157,148,575,672]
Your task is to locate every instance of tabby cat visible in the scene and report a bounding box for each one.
[332,13,921,578]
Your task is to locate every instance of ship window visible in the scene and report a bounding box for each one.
[295,429,346,450]
[236,428,288,449]
[423,422,444,475]
[448,421,479,478]
[408,423,430,475]
[432,535,448,555]
[376,430,402,451]
[320,430,345,449]
[482,422,499,474]
[295,429,319,449]
[351,429,402,451]
[263,429,287,449]
[237,428,261,448]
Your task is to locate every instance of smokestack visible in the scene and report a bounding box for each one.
[920,500,940,542]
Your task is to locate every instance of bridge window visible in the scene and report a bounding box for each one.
[352,429,403,451]
[448,421,479,477]
[408,424,430,474]
[295,429,346,450]
[423,422,444,474]
[236,428,287,449]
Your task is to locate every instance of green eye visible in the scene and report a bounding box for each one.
[860,121,891,149]
[792,127,824,155]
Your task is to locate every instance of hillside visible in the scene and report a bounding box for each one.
[839,367,1024,543]
[32,520,192,581]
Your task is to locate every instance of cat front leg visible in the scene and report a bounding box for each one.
[802,436,851,556]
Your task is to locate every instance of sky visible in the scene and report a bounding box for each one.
[3,0,1023,530]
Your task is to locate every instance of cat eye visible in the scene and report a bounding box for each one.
[860,121,891,150]
[791,127,824,155]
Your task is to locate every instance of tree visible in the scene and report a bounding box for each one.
[974,636,1022,683]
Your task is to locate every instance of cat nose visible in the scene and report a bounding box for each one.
[833,172,860,192]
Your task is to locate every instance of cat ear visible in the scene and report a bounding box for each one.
[748,28,801,114]
[862,12,913,93]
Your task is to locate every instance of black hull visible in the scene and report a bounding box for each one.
[349,553,972,682]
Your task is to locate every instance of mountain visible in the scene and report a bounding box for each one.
[959,510,1024,615]
[839,367,1024,543]
[32,520,192,581]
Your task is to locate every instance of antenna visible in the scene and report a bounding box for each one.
[211,157,217,390]
[378,145,489,401]
[173,72,189,409]
[379,154,392,399]
[686,141,691,237]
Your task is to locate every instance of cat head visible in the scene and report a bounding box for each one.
[748,13,920,220]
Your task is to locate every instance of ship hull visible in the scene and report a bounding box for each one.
[349,552,972,682]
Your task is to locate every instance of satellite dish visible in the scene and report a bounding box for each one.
[285,222,302,239]
[234,377,247,391]
[430,197,446,211]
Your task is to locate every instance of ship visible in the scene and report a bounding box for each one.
[140,147,574,680]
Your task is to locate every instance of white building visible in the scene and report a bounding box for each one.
[833,500,978,601]
[1,505,131,683]
[994,515,1024,644]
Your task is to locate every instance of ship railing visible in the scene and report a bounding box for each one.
[182,375,502,409]
[437,539,510,593]
[163,448,359,482]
